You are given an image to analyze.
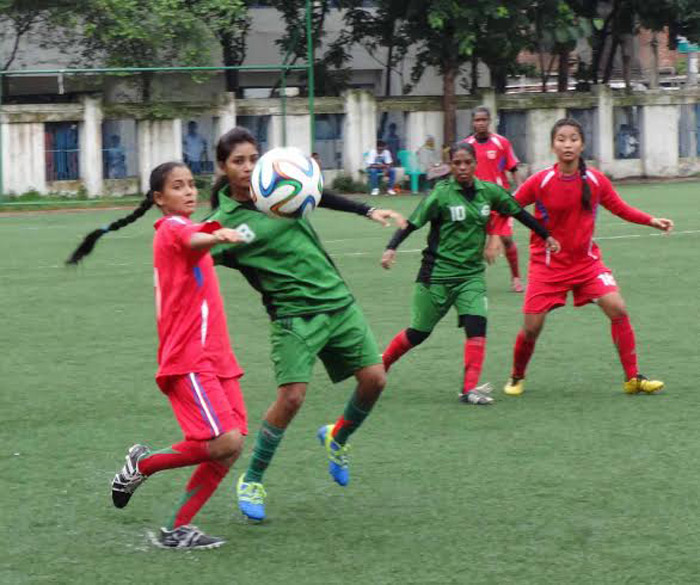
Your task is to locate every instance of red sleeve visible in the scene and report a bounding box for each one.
[597,177,653,225]
[504,138,520,170]
[167,218,223,260]
[514,174,538,207]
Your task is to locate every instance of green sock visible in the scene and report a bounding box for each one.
[332,391,371,446]
[244,420,285,483]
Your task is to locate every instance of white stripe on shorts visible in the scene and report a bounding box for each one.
[189,373,220,436]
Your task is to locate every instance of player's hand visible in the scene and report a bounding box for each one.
[213,228,245,244]
[545,236,561,253]
[483,235,502,265]
[650,217,674,233]
[381,249,396,270]
[369,209,408,229]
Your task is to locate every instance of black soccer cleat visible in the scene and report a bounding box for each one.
[111,443,149,509]
[149,525,226,550]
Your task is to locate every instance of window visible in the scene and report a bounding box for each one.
[45,122,79,181]
[237,115,271,153]
[182,117,215,174]
[567,108,598,160]
[497,110,528,163]
[102,119,138,179]
[613,106,642,160]
[314,114,345,170]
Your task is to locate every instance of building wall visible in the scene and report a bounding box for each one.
[2,87,700,196]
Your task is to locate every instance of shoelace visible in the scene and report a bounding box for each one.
[242,483,267,504]
[330,442,350,466]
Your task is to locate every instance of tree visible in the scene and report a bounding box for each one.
[52,0,212,101]
[336,0,412,136]
[403,1,528,144]
[181,0,250,95]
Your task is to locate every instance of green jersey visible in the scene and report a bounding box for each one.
[209,190,353,319]
[409,177,522,283]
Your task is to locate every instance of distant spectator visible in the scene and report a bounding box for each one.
[616,124,639,159]
[417,135,449,191]
[365,140,396,196]
[183,121,210,174]
[104,134,127,179]
[385,123,400,166]
[311,152,322,169]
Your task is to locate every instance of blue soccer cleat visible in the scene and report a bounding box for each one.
[236,474,266,521]
[317,424,350,487]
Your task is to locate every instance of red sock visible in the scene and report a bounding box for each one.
[505,243,520,279]
[171,460,230,528]
[138,440,211,476]
[512,330,536,379]
[611,314,638,380]
[463,336,486,393]
[382,329,414,372]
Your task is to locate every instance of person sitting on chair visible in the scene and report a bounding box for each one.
[365,140,396,196]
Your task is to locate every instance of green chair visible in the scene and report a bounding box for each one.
[398,150,424,194]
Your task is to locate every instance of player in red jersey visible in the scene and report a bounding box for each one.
[503,118,674,397]
[463,106,524,292]
[67,162,247,549]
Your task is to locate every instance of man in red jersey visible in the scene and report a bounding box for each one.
[463,106,524,291]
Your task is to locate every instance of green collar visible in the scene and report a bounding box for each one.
[217,187,256,214]
[447,176,484,192]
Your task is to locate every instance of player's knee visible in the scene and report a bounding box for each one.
[523,324,542,341]
[502,236,514,248]
[279,384,307,413]
[606,303,628,320]
[406,328,430,346]
[209,431,243,461]
[459,315,487,338]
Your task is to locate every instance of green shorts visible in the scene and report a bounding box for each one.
[410,279,487,333]
[270,303,381,385]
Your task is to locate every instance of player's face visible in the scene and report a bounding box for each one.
[221,141,259,198]
[551,125,585,163]
[472,112,490,136]
[154,166,198,217]
[451,149,477,184]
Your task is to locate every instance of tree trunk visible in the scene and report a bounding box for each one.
[443,63,457,145]
[649,32,659,89]
[142,71,153,102]
[621,34,633,92]
[558,47,571,92]
[222,43,240,95]
[384,44,393,97]
[471,54,479,95]
[602,35,620,84]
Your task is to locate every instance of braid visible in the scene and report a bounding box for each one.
[210,176,228,209]
[579,159,592,211]
[66,194,154,265]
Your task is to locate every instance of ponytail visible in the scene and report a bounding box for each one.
[66,194,154,264]
[210,175,228,209]
[65,160,186,264]
[579,158,592,212]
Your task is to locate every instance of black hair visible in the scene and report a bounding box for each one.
[472,105,491,119]
[210,126,258,209]
[65,161,186,265]
[550,117,591,211]
[377,139,387,147]
[449,141,476,159]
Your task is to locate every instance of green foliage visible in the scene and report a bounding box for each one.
[330,173,367,194]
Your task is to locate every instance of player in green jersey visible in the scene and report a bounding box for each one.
[208,127,406,521]
[381,142,559,404]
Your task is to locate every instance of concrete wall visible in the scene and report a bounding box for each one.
[2,87,700,195]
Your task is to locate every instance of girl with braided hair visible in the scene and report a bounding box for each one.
[504,118,674,398]
[67,162,248,549]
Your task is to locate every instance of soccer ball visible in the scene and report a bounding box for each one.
[250,147,323,218]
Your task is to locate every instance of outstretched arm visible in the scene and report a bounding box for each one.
[319,190,407,228]
[599,181,673,232]
[190,228,244,251]
[381,223,417,269]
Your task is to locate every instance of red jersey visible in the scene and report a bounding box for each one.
[515,165,653,282]
[464,133,520,189]
[153,215,243,380]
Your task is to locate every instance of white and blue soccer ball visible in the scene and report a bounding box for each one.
[250,146,323,218]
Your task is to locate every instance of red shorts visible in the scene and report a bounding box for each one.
[523,270,619,314]
[157,373,248,441]
[488,213,513,237]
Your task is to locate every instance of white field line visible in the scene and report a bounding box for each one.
[3,229,699,273]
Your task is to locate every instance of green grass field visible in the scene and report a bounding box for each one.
[2,182,699,585]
